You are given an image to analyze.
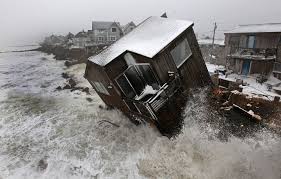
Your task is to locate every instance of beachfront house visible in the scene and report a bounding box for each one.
[84,16,211,134]
[89,21,124,45]
[224,23,281,79]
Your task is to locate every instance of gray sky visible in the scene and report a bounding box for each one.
[1,0,281,47]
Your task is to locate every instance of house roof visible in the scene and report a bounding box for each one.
[122,21,136,31]
[75,30,88,38]
[92,21,118,30]
[225,23,281,34]
[89,16,194,66]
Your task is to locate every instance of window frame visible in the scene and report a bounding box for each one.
[170,38,193,68]
[115,63,159,98]
[111,27,117,33]
[110,36,116,41]
[90,81,110,95]
[97,36,104,42]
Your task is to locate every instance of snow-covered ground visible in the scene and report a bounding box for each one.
[0,51,280,178]
[206,62,281,100]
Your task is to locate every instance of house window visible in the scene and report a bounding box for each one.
[98,36,104,41]
[110,36,116,41]
[170,38,192,68]
[116,64,158,98]
[111,27,117,32]
[247,35,256,48]
[90,81,110,95]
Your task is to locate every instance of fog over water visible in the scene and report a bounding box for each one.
[0,50,280,178]
[1,0,281,47]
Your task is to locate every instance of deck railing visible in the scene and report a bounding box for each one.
[229,47,277,58]
[123,76,182,121]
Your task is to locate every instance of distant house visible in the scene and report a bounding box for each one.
[122,21,136,35]
[84,16,211,134]
[89,21,124,45]
[224,23,281,78]
[71,30,91,48]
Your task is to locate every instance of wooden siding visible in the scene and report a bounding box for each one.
[152,27,211,89]
[226,32,281,49]
[250,60,274,75]
[277,45,281,63]
[85,61,128,110]
[228,58,274,75]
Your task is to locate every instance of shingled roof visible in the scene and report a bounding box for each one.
[89,16,193,66]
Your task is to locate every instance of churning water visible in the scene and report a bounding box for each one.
[0,51,280,179]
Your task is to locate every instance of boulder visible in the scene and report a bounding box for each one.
[61,72,70,79]
[68,78,76,88]
[38,159,48,171]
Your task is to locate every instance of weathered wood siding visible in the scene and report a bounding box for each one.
[85,61,127,110]
[226,32,281,49]
[277,45,281,63]
[152,27,211,89]
[250,60,274,75]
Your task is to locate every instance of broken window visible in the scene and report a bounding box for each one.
[170,38,192,68]
[116,74,137,98]
[116,64,159,99]
[125,67,145,95]
[135,65,159,89]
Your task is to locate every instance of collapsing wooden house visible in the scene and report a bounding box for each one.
[84,16,211,134]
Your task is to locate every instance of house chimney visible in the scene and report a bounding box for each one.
[161,12,167,18]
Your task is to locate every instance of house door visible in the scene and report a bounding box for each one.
[242,60,251,75]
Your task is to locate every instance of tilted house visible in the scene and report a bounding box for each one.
[225,23,281,78]
[85,16,211,134]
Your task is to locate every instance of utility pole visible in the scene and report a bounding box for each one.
[210,22,217,66]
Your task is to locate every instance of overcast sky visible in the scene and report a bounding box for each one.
[0,0,281,47]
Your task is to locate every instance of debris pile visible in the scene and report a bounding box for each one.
[211,75,281,131]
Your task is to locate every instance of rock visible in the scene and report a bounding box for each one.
[68,78,76,88]
[61,72,70,79]
[56,86,62,90]
[70,87,83,92]
[82,87,90,94]
[64,61,71,67]
[86,98,93,102]
[38,159,48,171]
[63,84,71,89]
